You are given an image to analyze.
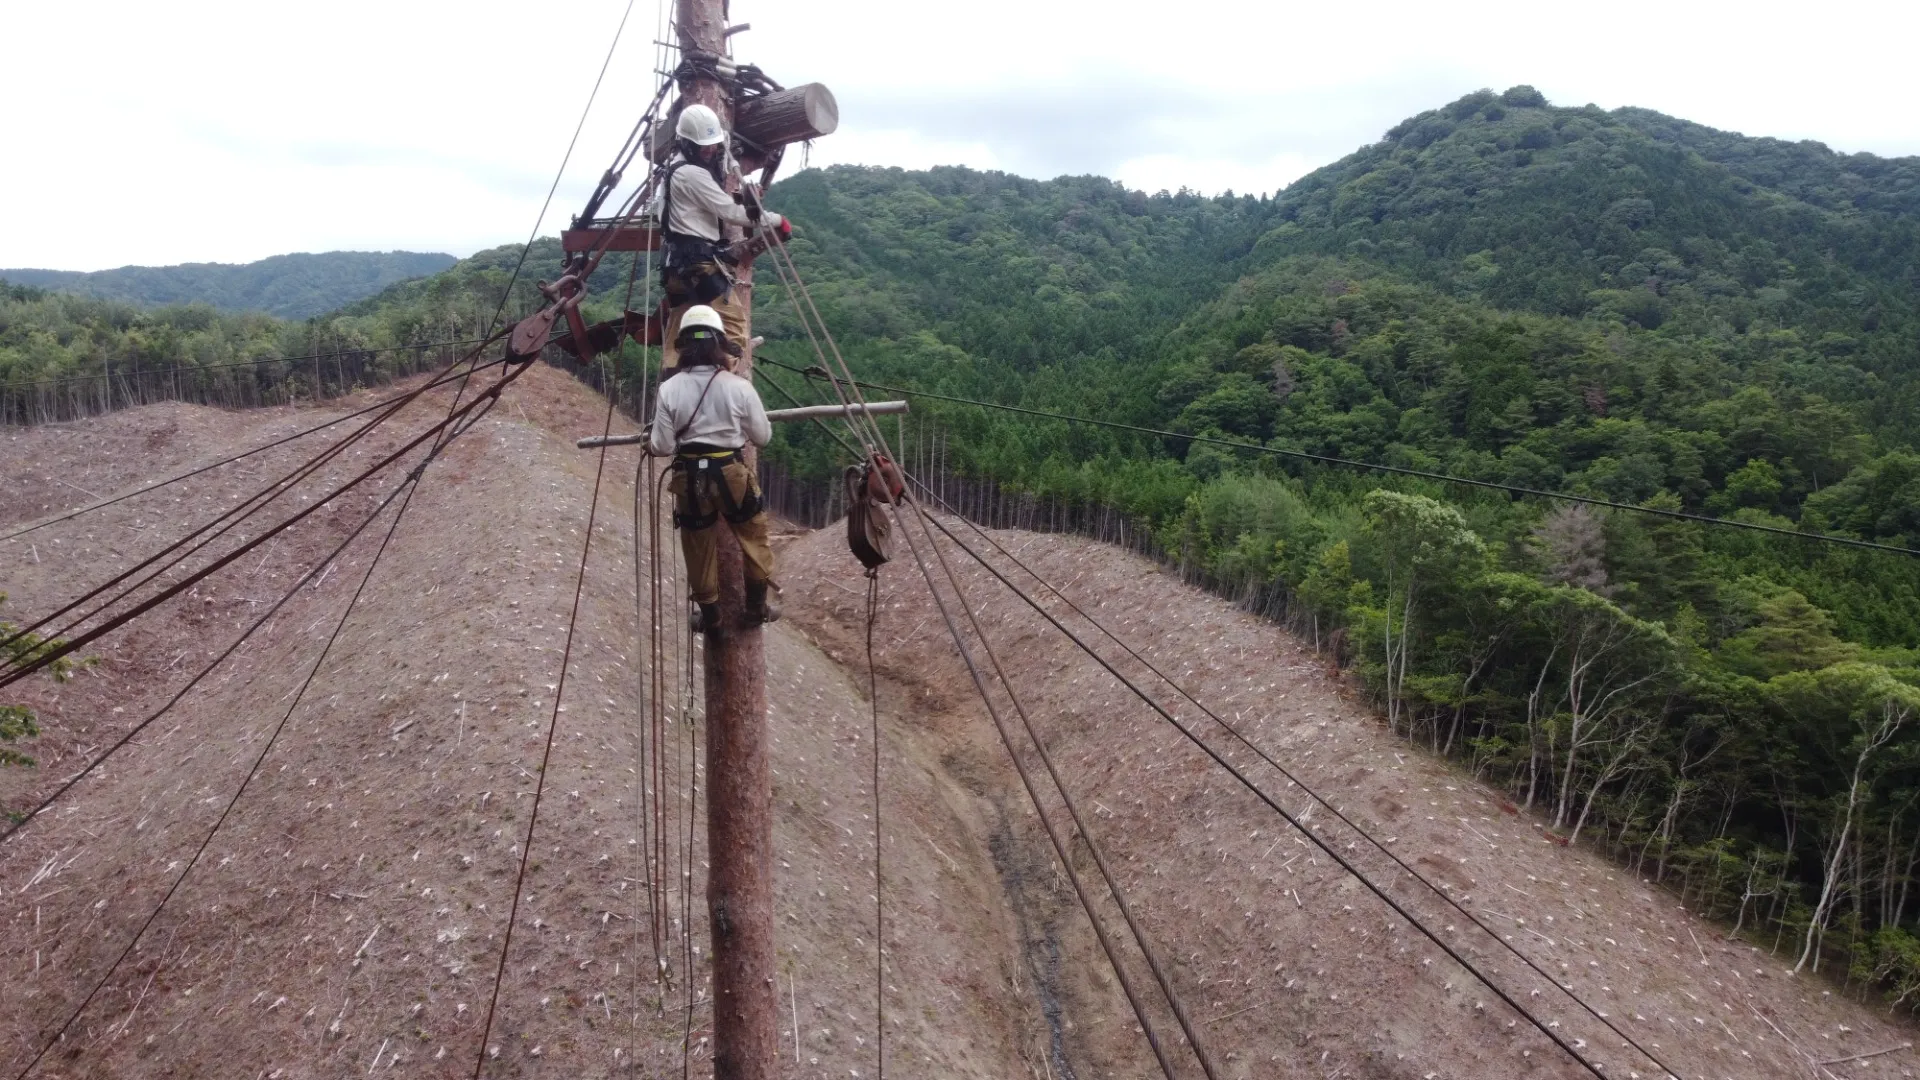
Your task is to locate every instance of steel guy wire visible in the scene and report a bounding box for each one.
[879,495,1186,1080]
[745,175,1644,1080]
[908,476,1684,1079]
[11,383,500,1079]
[912,510,1642,1079]
[0,377,516,690]
[2,379,448,659]
[0,363,527,849]
[0,350,511,653]
[471,344,625,1078]
[0,356,509,545]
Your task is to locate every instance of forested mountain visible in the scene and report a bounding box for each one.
[751,93,1920,999]
[9,90,1920,998]
[1,250,455,318]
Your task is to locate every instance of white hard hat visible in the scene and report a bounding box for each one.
[675,103,726,147]
[680,305,726,336]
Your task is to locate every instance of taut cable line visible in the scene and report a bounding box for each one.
[750,231,1635,1074]
[11,375,508,1079]
[908,475,1684,1079]
[0,378,517,690]
[756,231,1214,1075]
[0,356,509,545]
[880,497,1186,1080]
[912,510,1640,1080]
[905,489,1228,1077]
[472,128,651,1073]
[0,362,527,847]
[0,350,510,657]
[5,383,446,658]
[1,409,434,838]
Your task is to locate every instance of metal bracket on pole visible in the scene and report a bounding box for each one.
[574,400,907,448]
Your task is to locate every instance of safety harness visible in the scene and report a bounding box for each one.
[667,365,762,531]
[658,160,737,304]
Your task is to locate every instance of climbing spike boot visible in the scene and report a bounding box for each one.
[690,602,722,637]
[745,582,781,625]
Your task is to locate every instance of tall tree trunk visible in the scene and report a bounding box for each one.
[1799,703,1905,972]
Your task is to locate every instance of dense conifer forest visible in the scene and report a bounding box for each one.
[7,87,1920,997]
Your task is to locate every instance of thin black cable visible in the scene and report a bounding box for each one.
[881,498,1184,1080]
[762,249,1207,1074]
[0,337,490,391]
[0,369,525,846]
[759,358,1917,559]
[11,395,476,1078]
[471,349,625,1077]
[769,347,1195,1073]
[915,510,1628,1079]
[896,493,1222,1079]
[630,453,661,1062]
[477,0,640,347]
[912,477,1685,1079]
[1,359,477,658]
[761,210,1615,1076]
[0,378,514,689]
[759,193,1637,1078]
[0,356,507,544]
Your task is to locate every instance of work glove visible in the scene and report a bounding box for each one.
[774,216,793,242]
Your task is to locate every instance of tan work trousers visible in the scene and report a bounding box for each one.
[668,457,776,605]
[661,274,748,369]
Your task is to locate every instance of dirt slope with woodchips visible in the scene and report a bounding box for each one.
[1,364,1914,1079]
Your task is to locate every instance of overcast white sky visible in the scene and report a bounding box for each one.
[4,0,1916,271]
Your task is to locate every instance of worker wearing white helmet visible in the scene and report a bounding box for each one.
[653,102,792,369]
[648,304,779,633]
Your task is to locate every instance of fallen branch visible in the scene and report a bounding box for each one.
[1818,1042,1910,1066]
[1748,1002,1844,1080]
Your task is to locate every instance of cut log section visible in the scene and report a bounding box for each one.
[734,84,839,150]
[650,83,838,162]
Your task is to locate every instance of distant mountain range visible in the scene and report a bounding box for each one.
[0,250,456,319]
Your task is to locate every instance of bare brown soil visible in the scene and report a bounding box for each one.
[1,365,1913,1080]
[0,366,1039,1078]
[781,516,1920,1080]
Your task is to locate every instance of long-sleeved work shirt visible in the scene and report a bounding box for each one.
[648,367,772,455]
[650,159,782,242]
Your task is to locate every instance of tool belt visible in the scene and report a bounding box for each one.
[670,446,761,530]
[660,237,735,304]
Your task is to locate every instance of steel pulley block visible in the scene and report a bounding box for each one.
[505,307,559,364]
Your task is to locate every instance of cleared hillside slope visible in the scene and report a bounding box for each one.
[781,517,1920,1079]
[0,366,1051,1078]
[2,365,1915,1078]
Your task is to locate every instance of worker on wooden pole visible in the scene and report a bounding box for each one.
[648,304,781,634]
[654,103,792,369]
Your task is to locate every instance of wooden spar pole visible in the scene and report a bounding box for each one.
[677,0,778,1076]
